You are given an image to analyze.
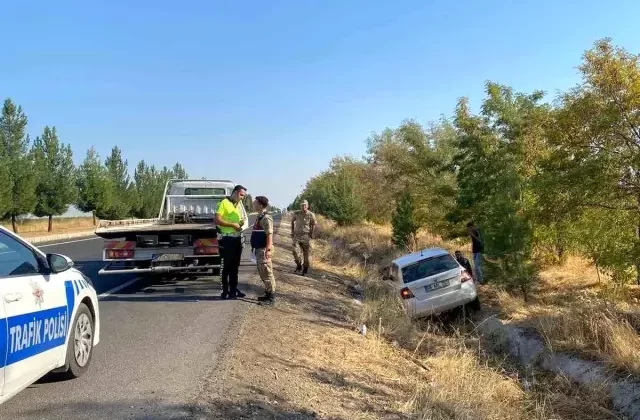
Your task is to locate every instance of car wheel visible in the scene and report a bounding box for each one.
[63,303,94,379]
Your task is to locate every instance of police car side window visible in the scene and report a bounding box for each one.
[0,232,41,277]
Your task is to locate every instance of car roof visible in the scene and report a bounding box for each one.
[392,247,451,268]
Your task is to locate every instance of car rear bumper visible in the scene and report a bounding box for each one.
[403,281,478,318]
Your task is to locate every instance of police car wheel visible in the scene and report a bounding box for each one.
[63,303,94,378]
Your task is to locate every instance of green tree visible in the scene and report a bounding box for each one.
[172,162,188,179]
[242,193,253,211]
[0,99,37,232]
[391,191,419,250]
[0,103,12,219]
[548,38,640,283]
[365,120,458,232]
[32,126,76,231]
[305,164,366,226]
[76,147,113,223]
[452,83,550,299]
[133,160,158,218]
[104,146,132,219]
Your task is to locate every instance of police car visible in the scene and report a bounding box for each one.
[0,225,100,404]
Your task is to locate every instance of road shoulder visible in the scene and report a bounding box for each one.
[195,214,419,419]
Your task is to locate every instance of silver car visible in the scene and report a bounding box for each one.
[387,247,480,318]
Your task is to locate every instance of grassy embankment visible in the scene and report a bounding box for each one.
[310,215,638,419]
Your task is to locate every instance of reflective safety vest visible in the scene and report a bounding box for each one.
[216,197,243,235]
[250,213,267,249]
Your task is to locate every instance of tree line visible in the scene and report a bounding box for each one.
[290,38,640,295]
[241,194,281,213]
[0,97,188,232]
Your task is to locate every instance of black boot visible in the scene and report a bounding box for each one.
[257,291,272,302]
[235,289,246,298]
[301,266,308,276]
[260,292,275,305]
[294,263,302,274]
[221,291,229,300]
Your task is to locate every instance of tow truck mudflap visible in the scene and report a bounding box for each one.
[98,262,222,275]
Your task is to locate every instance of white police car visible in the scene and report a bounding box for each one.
[0,225,100,405]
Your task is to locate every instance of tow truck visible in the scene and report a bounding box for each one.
[95,179,249,276]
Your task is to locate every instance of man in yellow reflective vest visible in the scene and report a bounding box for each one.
[215,184,248,299]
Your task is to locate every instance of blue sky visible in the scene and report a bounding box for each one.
[2,0,640,209]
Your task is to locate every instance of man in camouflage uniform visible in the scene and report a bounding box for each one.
[291,199,316,276]
[251,196,276,305]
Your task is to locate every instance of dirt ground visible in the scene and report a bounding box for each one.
[194,215,625,420]
[197,217,423,420]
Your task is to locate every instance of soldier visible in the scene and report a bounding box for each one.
[291,199,316,275]
[251,195,276,305]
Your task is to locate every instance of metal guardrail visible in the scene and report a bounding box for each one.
[97,218,160,229]
[98,212,260,230]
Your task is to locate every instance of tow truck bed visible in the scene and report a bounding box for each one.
[95,223,217,239]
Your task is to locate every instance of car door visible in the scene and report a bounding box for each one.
[0,230,68,396]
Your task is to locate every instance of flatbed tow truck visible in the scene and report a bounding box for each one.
[95,179,249,276]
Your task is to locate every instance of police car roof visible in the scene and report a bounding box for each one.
[392,247,451,268]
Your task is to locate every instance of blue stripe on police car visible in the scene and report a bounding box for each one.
[0,280,77,368]
[2,306,68,367]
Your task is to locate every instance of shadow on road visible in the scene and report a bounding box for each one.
[97,270,266,304]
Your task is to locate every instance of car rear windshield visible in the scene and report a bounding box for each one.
[401,254,459,284]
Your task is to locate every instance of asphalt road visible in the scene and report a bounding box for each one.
[0,214,280,420]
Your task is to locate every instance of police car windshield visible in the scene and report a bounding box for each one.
[401,254,459,284]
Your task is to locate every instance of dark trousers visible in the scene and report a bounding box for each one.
[220,236,243,294]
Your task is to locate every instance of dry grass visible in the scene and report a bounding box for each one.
[492,262,640,375]
[0,217,95,237]
[317,216,640,377]
[207,216,618,420]
[306,216,631,419]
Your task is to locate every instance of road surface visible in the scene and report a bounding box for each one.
[0,214,280,420]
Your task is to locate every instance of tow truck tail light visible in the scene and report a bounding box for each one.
[106,249,135,259]
[194,238,219,255]
[104,241,136,259]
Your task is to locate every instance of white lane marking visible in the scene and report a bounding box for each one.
[38,236,101,247]
[98,278,140,299]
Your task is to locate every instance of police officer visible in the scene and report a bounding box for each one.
[215,184,248,299]
[251,195,276,305]
[291,199,316,275]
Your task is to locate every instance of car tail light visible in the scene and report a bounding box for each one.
[461,270,473,283]
[106,249,134,259]
[400,287,414,300]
